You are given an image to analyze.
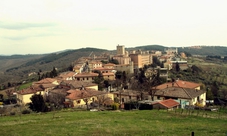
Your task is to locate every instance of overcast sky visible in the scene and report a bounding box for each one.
[0,0,227,55]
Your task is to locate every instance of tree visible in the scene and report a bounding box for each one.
[109,58,119,64]
[0,94,3,101]
[29,93,48,112]
[47,91,66,109]
[93,70,104,90]
[51,67,58,78]
[206,88,214,100]
[5,89,13,99]
[131,67,160,101]
[7,82,11,88]
[175,62,180,72]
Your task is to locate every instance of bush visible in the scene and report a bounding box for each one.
[112,103,120,110]
[10,112,15,116]
[22,109,31,114]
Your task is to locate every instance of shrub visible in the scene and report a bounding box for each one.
[10,112,15,116]
[112,103,120,110]
[22,109,31,114]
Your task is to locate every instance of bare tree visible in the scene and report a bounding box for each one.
[96,95,113,109]
[130,67,160,101]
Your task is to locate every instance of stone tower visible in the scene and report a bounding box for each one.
[117,44,125,55]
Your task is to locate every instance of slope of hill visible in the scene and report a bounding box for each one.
[0,54,46,72]
[0,47,108,84]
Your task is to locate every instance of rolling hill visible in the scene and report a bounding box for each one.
[0,48,108,84]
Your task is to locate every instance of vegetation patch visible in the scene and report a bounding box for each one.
[0,110,226,136]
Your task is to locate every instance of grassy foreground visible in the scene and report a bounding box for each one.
[0,109,226,136]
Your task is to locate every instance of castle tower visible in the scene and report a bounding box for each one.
[117,44,125,55]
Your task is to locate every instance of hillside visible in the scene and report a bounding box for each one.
[0,48,108,84]
[178,46,227,56]
[0,54,46,73]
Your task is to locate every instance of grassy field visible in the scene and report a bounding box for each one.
[0,109,226,136]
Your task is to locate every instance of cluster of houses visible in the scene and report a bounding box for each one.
[15,45,206,110]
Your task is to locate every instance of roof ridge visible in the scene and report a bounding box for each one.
[175,81,192,98]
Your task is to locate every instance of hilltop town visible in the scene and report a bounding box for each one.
[0,45,226,114]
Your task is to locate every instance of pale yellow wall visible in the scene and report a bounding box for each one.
[113,56,131,65]
[107,93,114,100]
[195,86,201,90]
[52,80,59,85]
[76,77,95,82]
[72,96,97,106]
[17,91,45,105]
[87,85,98,91]
[103,75,115,80]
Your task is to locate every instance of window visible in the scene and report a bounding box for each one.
[122,98,124,103]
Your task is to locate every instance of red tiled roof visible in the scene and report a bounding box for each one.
[60,80,97,89]
[59,71,77,78]
[154,80,200,90]
[34,78,57,84]
[17,87,43,95]
[154,87,206,99]
[66,88,106,100]
[153,99,179,108]
[102,73,115,76]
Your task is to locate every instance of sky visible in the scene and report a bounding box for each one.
[0,0,227,55]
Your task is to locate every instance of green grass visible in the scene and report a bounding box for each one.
[18,82,33,90]
[0,110,226,136]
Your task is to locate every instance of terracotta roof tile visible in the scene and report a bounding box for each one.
[34,78,57,84]
[60,80,97,89]
[17,87,43,95]
[66,88,106,100]
[59,71,77,78]
[155,87,205,99]
[154,80,200,90]
[154,99,180,108]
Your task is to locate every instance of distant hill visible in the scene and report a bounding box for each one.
[127,45,165,51]
[131,45,227,56]
[178,46,227,56]
[0,54,46,72]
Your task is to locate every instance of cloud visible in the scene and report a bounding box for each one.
[0,21,57,30]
